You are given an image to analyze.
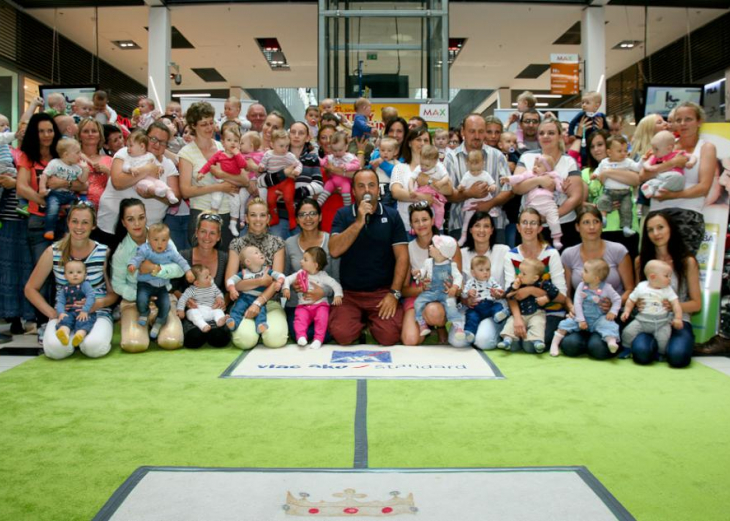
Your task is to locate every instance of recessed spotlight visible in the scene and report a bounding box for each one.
[613,40,641,50]
[112,40,141,50]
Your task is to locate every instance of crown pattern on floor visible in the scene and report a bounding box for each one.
[283,488,417,516]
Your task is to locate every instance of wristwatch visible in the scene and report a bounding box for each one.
[390,289,402,300]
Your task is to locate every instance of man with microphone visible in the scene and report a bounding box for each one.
[328,169,409,346]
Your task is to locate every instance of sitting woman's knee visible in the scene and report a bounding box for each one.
[559,332,585,357]
[631,334,656,365]
[423,303,446,327]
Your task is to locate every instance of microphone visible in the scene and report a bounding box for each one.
[363,194,372,225]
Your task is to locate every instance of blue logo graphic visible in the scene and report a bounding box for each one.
[331,350,392,363]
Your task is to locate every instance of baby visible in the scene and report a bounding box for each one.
[458,150,498,246]
[320,98,351,132]
[176,264,228,332]
[55,115,78,140]
[133,97,161,131]
[351,97,374,140]
[568,91,608,142]
[591,136,641,237]
[46,92,68,118]
[127,223,195,339]
[433,128,449,162]
[462,255,508,345]
[0,114,19,209]
[70,96,93,123]
[550,259,622,357]
[198,126,248,237]
[282,246,343,349]
[54,260,96,347]
[498,132,521,172]
[216,96,251,133]
[317,131,360,208]
[258,129,302,230]
[122,130,178,205]
[40,139,89,240]
[508,91,537,149]
[236,131,265,228]
[304,105,320,141]
[372,137,399,207]
[504,154,564,250]
[498,258,564,353]
[92,90,117,125]
[620,260,684,355]
[225,246,285,334]
[410,145,451,230]
[412,235,466,343]
[641,130,695,199]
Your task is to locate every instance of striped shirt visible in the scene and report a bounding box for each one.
[52,241,111,319]
[444,144,511,231]
[259,151,302,177]
[177,284,224,311]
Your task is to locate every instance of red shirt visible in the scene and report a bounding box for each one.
[16,152,49,217]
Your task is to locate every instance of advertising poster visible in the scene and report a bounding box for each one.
[334,102,449,133]
[550,54,580,96]
[692,123,730,343]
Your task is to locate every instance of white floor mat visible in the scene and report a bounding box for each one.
[94,467,634,521]
[221,344,503,380]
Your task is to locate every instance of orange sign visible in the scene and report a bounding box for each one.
[550,54,580,96]
[334,102,449,134]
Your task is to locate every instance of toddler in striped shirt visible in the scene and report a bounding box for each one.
[177,264,228,332]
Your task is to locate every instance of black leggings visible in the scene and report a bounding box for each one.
[184,325,231,349]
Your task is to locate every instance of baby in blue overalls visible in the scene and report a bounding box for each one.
[412,235,465,344]
[550,258,622,357]
[55,260,96,347]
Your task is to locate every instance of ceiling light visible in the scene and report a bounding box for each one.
[112,40,140,50]
[613,40,642,50]
[172,93,211,98]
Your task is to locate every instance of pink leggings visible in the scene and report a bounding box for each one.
[294,302,331,342]
[323,174,352,195]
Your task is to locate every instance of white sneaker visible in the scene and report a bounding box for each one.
[309,340,322,350]
[229,222,240,237]
[623,226,636,237]
[297,337,307,346]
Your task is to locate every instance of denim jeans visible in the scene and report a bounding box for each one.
[229,293,267,330]
[164,213,190,251]
[560,331,615,360]
[44,190,77,234]
[136,281,170,326]
[631,321,694,368]
[28,215,60,325]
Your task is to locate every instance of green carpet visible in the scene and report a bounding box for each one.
[1,342,729,520]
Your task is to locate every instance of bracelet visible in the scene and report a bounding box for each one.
[357,151,365,156]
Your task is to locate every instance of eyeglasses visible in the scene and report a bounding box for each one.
[199,213,222,223]
[522,119,540,125]
[297,211,318,219]
[149,136,169,147]
[520,220,540,227]
[448,140,460,145]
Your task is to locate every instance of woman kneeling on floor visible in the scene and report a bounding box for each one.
[225,197,288,349]
[110,198,184,353]
[25,202,117,359]
[172,212,232,349]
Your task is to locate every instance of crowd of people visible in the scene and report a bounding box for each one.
[0,88,720,368]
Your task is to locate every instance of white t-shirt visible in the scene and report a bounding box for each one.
[97,148,179,234]
[178,140,226,213]
[517,152,580,224]
[595,158,640,190]
[390,162,417,229]
[461,244,510,288]
[629,281,679,317]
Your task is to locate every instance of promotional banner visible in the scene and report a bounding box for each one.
[692,123,730,343]
[334,102,449,134]
[550,54,580,96]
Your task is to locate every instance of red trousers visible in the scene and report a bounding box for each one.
[267,178,297,230]
[328,289,404,346]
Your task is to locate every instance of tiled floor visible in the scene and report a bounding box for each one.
[696,356,730,377]
[0,351,37,374]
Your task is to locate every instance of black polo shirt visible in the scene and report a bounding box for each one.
[331,203,408,292]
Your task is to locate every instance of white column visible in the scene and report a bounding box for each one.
[726,68,730,122]
[147,6,171,110]
[581,6,606,112]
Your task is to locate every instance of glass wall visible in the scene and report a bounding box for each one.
[319,1,448,102]
[0,64,18,128]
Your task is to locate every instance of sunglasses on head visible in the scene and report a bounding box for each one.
[199,213,222,223]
